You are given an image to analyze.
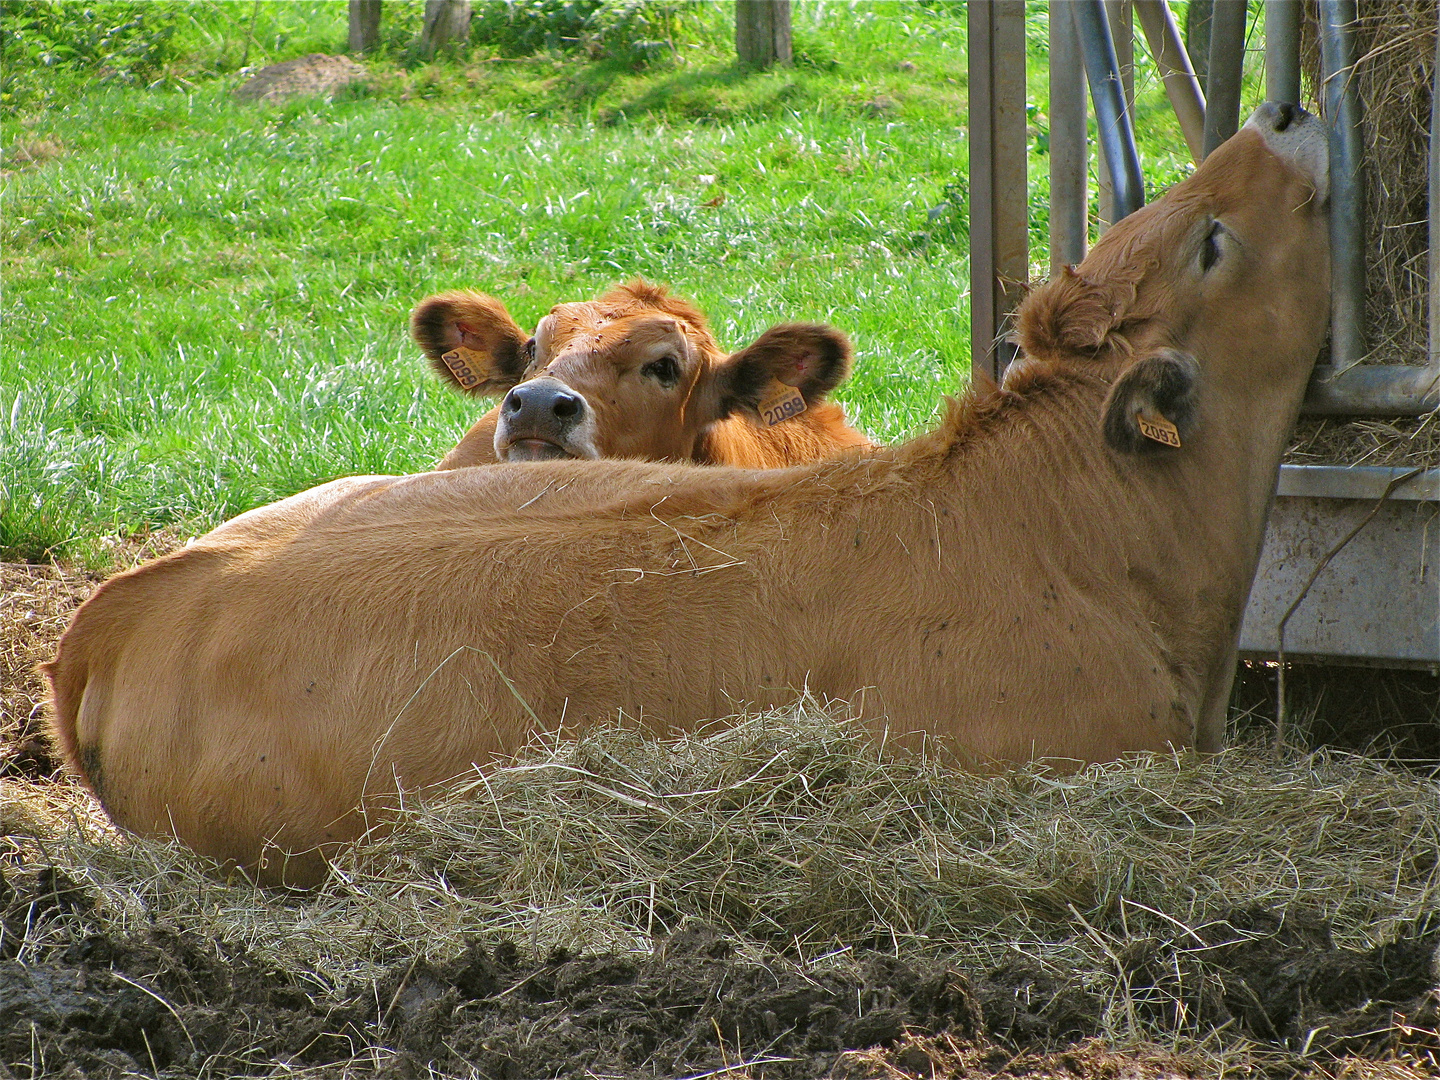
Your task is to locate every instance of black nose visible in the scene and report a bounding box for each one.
[503,382,584,422]
[1273,101,1296,131]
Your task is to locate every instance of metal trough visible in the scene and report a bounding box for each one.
[1240,466,1439,671]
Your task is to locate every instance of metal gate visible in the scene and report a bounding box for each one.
[967,0,1438,669]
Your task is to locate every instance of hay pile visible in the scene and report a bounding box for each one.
[1301,0,1437,369]
[4,704,1437,1074]
[0,563,99,778]
[1286,413,1439,466]
[1291,2,1440,469]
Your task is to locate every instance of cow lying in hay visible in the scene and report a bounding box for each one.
[46,105,1330,887]
[411,279,873,468]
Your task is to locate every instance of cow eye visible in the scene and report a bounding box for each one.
[642,355,681,388]
[1200,220,1225,273]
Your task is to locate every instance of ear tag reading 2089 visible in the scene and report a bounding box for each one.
[440,347,486,390]
[758,379,807,427]
[1135,408,1182,448]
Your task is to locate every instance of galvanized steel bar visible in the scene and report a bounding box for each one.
[1303,365,1440,416]
[1049,0,1088,272]
[1071,0,1144,221]
[1265,0,1301,104]
[1276,465,1440,501]
[967,0,1029,385]
[1201,0,1246,157]
[1096,2,1135,228]
[1133,0,1206,162]
[1317,0,1367,370]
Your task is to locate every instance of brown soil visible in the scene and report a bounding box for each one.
[1,860,1436,1078]
[0,138,64,176]
[233,54,367,103]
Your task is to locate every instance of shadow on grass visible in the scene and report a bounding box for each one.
[535,60,817,125]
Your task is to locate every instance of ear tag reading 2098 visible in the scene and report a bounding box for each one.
[1135,408,1181,448]
[440,347,486,390]
[758,379,807,427]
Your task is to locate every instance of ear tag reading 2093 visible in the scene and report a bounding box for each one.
[758,379,807,427]
[1135,408,1182,448]
[440,347,487,390]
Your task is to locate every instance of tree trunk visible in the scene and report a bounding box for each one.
[420,0,472,58]
[347,0,381,54]
[735,0,792,70]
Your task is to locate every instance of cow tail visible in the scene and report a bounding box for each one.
[40,650,106,804]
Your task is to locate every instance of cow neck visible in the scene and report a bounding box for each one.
[842,360,1307,667]
[1093,357,1317,682]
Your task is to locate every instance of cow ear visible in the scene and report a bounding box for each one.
[708,323,853,419]
[409,291,533,397]
[1101,348,1201,454]
[1017,266,1131,361]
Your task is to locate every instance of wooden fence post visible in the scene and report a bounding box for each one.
[736,0,792,70]
[348,0,381,54]
[968,0,1028,385]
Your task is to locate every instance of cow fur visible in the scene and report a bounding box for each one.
[46,106,1332,887]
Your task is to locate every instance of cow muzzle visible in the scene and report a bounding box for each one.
[1243,102,1328,197]
[494,376,600,462]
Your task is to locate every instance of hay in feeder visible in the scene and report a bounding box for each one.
[1301,0,1437,369]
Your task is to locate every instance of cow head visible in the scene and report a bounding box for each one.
[411,280,853,462]
[1016,102,1330,455]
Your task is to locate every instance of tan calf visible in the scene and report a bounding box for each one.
[48,105,1330,886]
[412,280,872,468]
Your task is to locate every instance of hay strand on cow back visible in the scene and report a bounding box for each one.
[4,702,1437,1061]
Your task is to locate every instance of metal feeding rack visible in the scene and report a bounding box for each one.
[967,0,1438,671]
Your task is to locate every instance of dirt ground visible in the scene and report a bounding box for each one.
[3,561,1438,1078]
[2,860,1437,1078]
[232,54,367,103]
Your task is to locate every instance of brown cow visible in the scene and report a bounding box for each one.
[47,104,1330,887]
[412,280,872,468]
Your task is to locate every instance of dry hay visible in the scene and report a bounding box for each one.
[0,563,99,779]
[233,53,367,103]
[1301,0,1437,369]
[1286,413,1440,467]
[1293,2,1440,468]
[3,706,1437,1076]
[0,532,182,781]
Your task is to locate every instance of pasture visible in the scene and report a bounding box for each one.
[2,2,1437,1077]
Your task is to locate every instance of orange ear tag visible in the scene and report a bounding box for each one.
[440,347,487,390]
[1135,408,1182,448]
[758,379,807,427]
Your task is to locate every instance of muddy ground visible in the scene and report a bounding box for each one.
[3,562,1439,1077]
[3,861,1438,1078]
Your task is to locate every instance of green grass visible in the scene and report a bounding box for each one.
[1,1,1262,566]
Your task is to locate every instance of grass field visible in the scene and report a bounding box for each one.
[0,0,1237,567]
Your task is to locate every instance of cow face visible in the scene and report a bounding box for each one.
[1017,102,1330,455]
[411,281,852,463]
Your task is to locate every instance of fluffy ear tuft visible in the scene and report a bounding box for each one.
[409,291,532,397]
[1101,349,1201,454]
[710,323,853,419]
[1016,267,1132,361]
